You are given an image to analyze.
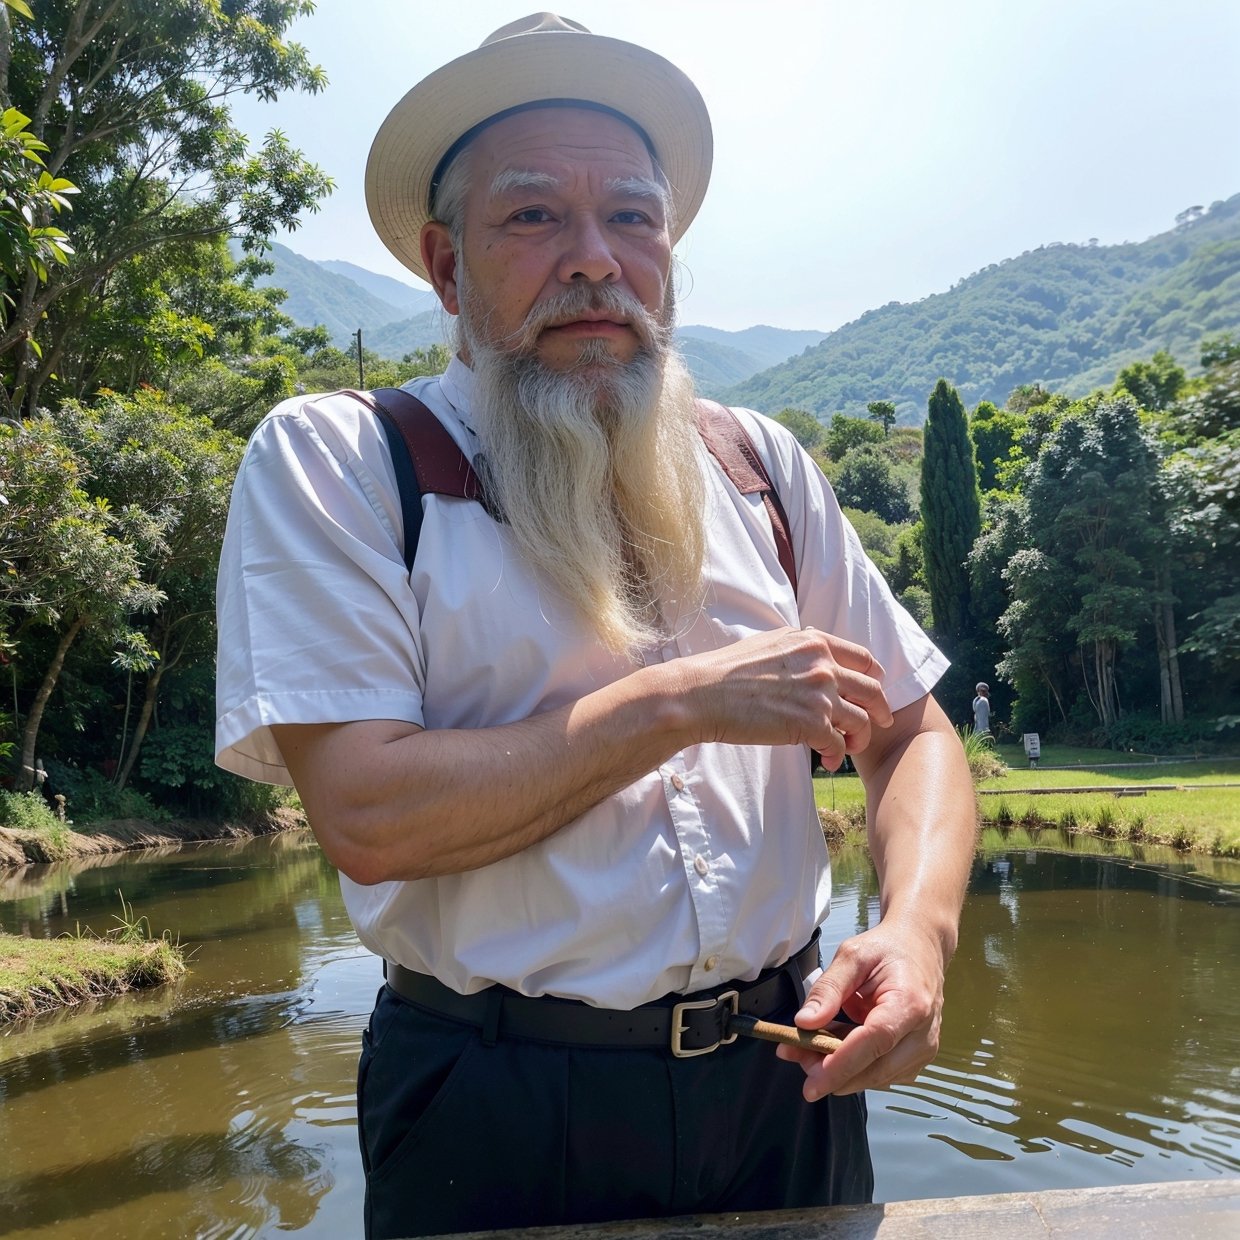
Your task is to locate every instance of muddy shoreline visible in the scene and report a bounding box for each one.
[0,807,307,869]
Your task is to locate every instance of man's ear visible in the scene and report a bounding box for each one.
[421,222,459,315]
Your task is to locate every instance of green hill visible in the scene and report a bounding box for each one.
[678,324,826,369]
[250,243,409,345]
[318,260,439,318]
[366,310,451,358]
[723,195,1240,422]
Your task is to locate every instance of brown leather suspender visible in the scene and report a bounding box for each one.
[357,386,798,595]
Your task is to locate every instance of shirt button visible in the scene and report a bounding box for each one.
[671,774,686,792]
[704,955,719,971]
[693,854,709,876]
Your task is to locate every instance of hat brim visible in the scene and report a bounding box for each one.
[365,31,712,284]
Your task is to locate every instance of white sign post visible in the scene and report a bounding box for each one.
[1022,732,1041,768]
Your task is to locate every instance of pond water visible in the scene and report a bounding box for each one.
[1,830,1237,1237]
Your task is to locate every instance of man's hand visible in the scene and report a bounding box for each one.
[772,692,975,1102]
[682,626,893,767]
[774,916,947,1099]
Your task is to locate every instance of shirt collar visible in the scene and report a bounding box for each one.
[439,353,477,426]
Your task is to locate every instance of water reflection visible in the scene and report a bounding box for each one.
[0,832,1237,1236]
[858,837,1240,1203]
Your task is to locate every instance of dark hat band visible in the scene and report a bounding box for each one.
[427,99,659,217]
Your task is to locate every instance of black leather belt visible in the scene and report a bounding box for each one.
[384,933,820,1058]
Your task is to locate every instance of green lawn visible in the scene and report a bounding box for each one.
[813,747,1240,857]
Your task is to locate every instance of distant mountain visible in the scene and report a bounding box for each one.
[366,309,451,358]
[722,193,1240,423]
[251,243,409,344]
[318,260,439,318]
[678,324,826,370]
[675,325,826,395]
[674,335,765,390]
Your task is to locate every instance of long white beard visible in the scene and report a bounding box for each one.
[457,277,707,656]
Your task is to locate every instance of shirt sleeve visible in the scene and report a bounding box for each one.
[215,394,427,784]
[730,407,949,713]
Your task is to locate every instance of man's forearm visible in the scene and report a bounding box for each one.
[856,693,977,961]
[272,625,892,885]
[272,658,694,884]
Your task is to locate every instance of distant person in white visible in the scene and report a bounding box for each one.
[973,682,992,735]
[214,13,978,1239]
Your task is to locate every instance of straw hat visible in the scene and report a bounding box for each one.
[365,13,713,283]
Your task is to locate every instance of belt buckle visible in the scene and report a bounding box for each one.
[670,990,739,1058]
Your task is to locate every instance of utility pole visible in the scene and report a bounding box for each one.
[355,328,364,387]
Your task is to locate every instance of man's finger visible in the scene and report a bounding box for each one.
[794,947,864,1030]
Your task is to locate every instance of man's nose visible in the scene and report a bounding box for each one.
[557,215,620,284]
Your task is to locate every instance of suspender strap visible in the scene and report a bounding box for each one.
[694,399,798,596]
[351,387,488,572]
[352,387,797,597]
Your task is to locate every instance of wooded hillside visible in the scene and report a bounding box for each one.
[726,196,1240,422]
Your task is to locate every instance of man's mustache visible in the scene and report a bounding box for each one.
[516,284,662,353]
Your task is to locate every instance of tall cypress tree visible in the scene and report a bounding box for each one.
[920,379,982,645]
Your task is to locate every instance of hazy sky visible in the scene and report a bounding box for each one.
[231,0,1240,332]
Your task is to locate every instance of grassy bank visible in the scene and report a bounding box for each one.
[814,747,1240,857]
[0,790,306,868]
[0,899,187,1024]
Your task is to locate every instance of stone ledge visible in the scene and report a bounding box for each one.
[442,1179,1239,1240]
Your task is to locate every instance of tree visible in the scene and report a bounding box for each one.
[773,407,823,452]
[836,445,913,523]
[1,413,160,789]
[866,400,897,437]
[1113,350,1187,412]
[52,390,244,788]
[1006,383,1053,414]
[920,379,981,645]
[823,412,884,461]
[970,400,1026,493]
[1000,399,1160,730]
[0,0,333,412]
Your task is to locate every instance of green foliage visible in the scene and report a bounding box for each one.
[1201,333,1240,368]
[2,0,333,411]
[773,408,823,451]
[841,507,902,575]
[42,762,166,825]
[956,726,1007,782]
[866,400,897,435]
[997,398,1161,729]
[0,788,61,831]
[823,413,885,461]
[0,106,77,306]
[1113,350,1187,411]
[721,196,1240,420]
[898,584,932,629]
[836,445,913,523]
[920,379,981,643]
[970,400,1027,493]
[1100,712,1225,755]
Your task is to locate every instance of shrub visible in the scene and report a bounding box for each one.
[43,762,167,825]
[957,726,1007,782]
[0,790,70,856]
[1102,713,1223,756]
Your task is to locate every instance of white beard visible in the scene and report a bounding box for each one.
[456,275,708,656]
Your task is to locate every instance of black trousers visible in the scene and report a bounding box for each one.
[357,982,874,1238]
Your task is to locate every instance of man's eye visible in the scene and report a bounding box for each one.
[510,208,553,224]
[611,210,651,225]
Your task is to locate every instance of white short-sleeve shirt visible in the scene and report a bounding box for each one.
[215,357,948,1008]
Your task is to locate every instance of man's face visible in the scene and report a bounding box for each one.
[438,107,674,370]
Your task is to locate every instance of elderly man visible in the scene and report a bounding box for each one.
[216,13,975,1239]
